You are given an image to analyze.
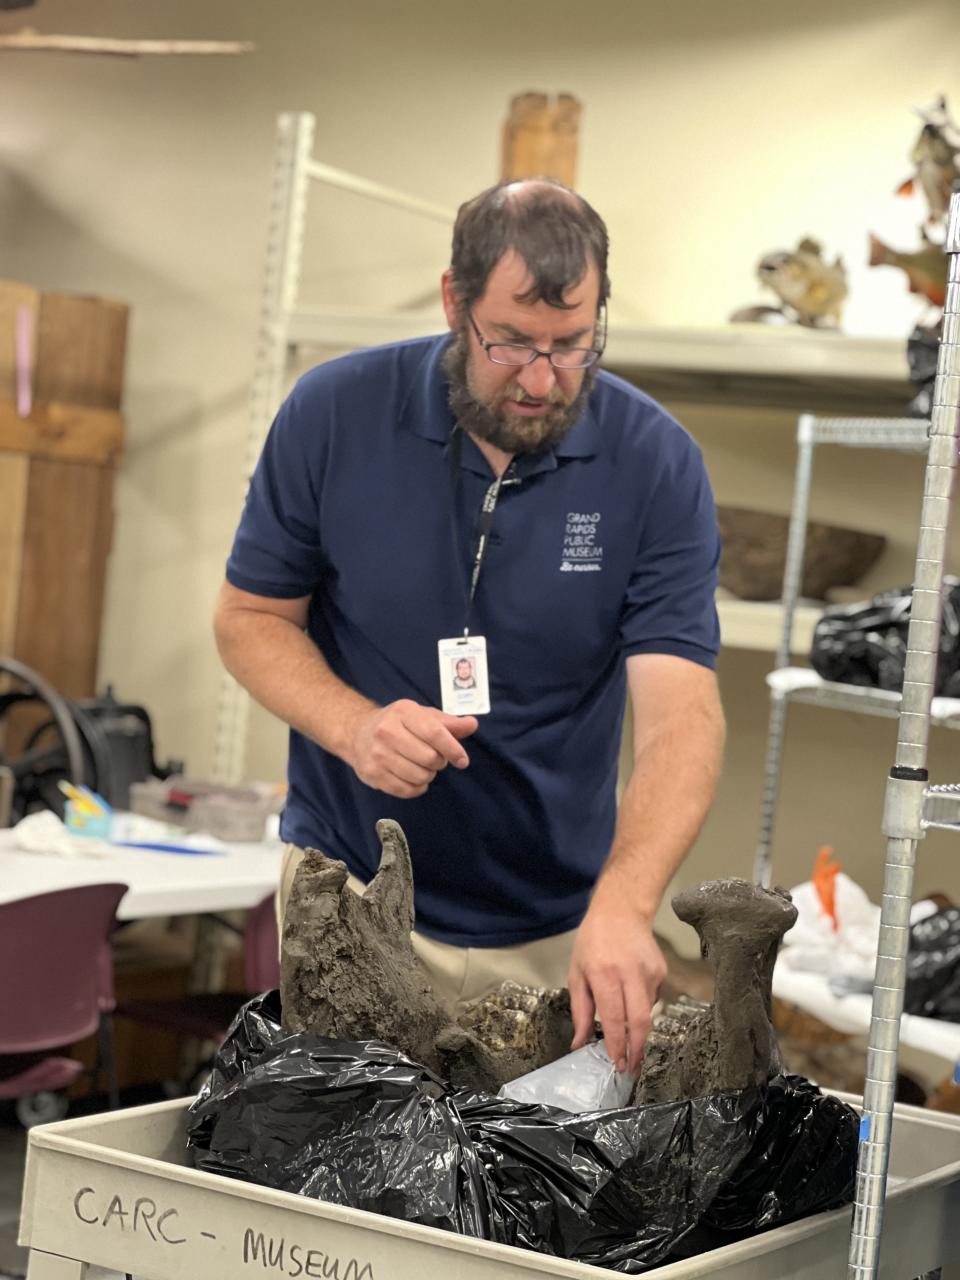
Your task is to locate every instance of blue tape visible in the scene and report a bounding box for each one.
[859,1115,871,1143]
[954,1060,960,1085]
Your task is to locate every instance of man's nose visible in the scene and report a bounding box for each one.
[515,355,557,399]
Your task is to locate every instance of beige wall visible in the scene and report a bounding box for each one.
[4,0,960,932]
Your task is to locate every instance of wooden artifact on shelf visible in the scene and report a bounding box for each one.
[716,504,886,602]
[501,91,581,187]
[0,281,128,705]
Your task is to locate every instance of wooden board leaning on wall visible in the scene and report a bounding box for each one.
[0,280,128,702]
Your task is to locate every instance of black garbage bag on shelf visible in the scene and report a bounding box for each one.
[810,578,960,696]
[905,321,941,419]
[905,907,960,1022]
[187,993,859,1273]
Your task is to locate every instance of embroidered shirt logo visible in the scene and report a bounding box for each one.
[561,511,603,572]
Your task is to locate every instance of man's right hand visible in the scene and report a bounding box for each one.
[347,700,479,798]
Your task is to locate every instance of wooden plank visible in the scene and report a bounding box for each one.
[0,399,124,464]
[0,33,255,56]
[501,92,581,187]
[13,458,115,698]
[0,452,29,655]
[0,280,39,403]
[34,290,128,409]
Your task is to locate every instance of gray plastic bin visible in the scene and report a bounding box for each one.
[18,1094,960,1280]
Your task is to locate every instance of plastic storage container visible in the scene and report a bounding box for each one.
[18,1093,960,1280]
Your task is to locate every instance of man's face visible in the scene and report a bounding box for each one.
[456,658,473,680]
[441,250,601,456]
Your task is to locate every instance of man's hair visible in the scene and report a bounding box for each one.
[449,178,610,312]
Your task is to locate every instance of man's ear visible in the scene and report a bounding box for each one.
[440,270,463,331]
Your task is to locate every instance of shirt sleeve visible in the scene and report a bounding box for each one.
[225,383,328,599]
[619,427,721,669]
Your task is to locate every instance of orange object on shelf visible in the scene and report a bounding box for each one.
[812,845,841,932]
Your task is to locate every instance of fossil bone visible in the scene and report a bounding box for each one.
[280,818,573,1091]
[282,820,795,1103]
[635,878,798,1104]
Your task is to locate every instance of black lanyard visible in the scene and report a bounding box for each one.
[448,427,507,636]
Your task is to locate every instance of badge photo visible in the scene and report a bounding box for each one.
[437,636,490,716]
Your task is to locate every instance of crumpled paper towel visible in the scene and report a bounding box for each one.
[13,809,227,859]
[14,809,112,857]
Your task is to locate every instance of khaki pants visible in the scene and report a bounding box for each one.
[277,843,576,1012]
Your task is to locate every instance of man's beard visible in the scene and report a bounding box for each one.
[441,327,596,457]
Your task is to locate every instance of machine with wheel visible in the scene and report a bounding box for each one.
[0,657,181,826]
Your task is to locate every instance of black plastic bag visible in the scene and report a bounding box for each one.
[188,993,858,1273]
[810,578,960,696]
[905,907,960,1022]
[906,322,941,419]
[188,993,498,1239]
[669,1075,860,1260]
[455,1087,762,1269]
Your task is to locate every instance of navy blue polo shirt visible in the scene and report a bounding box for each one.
[226,335,720,947]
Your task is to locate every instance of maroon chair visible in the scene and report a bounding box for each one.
[0,882,128,1126]
[115,894,279,1093]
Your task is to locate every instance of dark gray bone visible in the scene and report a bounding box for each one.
[280,818,572,1091]
[282,823,794,1103]
[635,878,797,1104]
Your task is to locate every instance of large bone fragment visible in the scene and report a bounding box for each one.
[282,824,795,1105]
[281,819,573,1091]
[635,879,797,1104]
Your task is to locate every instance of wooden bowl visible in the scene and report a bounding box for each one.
[716,505,886,602]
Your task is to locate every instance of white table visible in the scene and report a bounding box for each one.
[0,828,284,920]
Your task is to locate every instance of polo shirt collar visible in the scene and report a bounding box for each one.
[399,334,601,476]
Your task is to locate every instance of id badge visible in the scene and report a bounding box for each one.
[438,635,491,716]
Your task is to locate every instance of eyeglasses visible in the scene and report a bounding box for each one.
[467,308,606,370]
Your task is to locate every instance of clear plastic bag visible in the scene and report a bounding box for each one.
[498,1040,635,1112]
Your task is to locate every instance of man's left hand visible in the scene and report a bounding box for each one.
[568,873,667,1075]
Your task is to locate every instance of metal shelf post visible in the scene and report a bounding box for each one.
[752,416,930,887]
[211,113,454,783]
[212,113,315,784]
[847,191,960,1280]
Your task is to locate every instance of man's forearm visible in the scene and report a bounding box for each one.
[598,698,725,919]
[569,657,724,1068]
[215,608,375,762]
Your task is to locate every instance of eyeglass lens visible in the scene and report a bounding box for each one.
[486,345,599,369]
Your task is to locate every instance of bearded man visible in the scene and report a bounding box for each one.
[215,179,725,1074]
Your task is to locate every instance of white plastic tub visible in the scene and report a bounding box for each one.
[18,1094,960,1280]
